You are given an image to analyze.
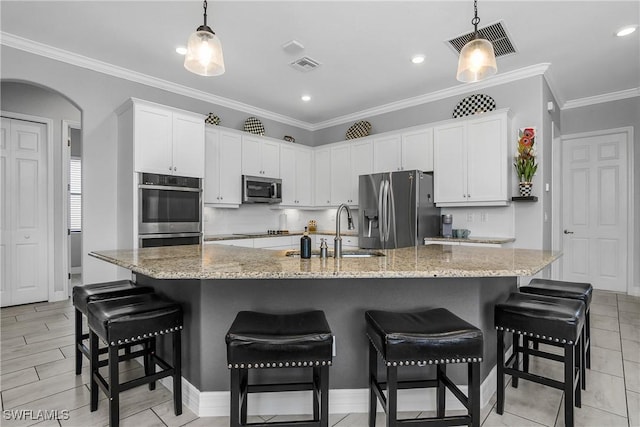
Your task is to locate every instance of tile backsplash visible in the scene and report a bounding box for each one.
[204,205,355,235]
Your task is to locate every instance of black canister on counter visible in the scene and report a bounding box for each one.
[300,227,312,259]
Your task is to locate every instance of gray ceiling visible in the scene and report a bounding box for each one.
[1,1,638,126]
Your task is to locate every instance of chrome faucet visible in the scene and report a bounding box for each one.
[334,203,355,258]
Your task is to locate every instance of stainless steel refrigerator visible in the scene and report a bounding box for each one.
[359,170,440,249]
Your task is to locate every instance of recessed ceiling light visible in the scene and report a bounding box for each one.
[411,55,425,64]
[616,25,638,37]
[301,95,311,102]
[176,47,187,55]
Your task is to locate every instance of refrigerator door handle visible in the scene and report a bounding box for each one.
[378,180,385,243]
[387,179,395,244]
[383,179,391,244]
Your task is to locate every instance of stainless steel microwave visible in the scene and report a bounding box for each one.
[242,175,282,204]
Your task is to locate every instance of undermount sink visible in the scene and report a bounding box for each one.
[284,249,385,258]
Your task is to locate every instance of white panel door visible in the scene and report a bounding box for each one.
[1,118,48,306]
[562,132,628,292]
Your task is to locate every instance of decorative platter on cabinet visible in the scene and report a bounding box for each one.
[244,117,265,136]
[452,94,496,118]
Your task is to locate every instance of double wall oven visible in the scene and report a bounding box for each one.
[138,173,202,247]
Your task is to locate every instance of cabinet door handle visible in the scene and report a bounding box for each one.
[174,167,177,171]
[564,229,574,234]
[467,194,470,198]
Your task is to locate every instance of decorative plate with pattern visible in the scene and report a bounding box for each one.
[244,117,265,135]
[345,120,372,140]
[205,113,220,125]
[452,94,496,118]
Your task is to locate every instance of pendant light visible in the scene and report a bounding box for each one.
[184,0,225,76]
[456,0,497,83]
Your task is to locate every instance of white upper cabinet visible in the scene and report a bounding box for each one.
[433,110,510,206]
[402,128,433,172]
[373,128,433,173]
[242,135,280,178]
[132,100,204,178]
[373,135,402,173]
[280,143,313,207]
[204,128,242,206]
[348,139,374,205]
[314,147,332,206]
[330,144,352,205]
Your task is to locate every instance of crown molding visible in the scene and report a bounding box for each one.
[562,87,640,110]
[2,31,557,132]
[309,63,551,130]
[0,32,314,131]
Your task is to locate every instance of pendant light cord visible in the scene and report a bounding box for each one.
[202,0,208,27]
[472,0,480,33]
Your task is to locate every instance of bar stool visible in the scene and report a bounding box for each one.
[519,278,593,388]
[72,280,154,374]
[365,308,484,427]
[495,292,585,427]
[226,310,333,427]
[87,293,183,427]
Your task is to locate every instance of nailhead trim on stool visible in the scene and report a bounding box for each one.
[226,310,333,427]
[366,308,483,427]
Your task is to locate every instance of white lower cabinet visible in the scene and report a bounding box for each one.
[208,239,254,248]
[253,236,295,249]
[314,234,358,249]
[204,128,242,206]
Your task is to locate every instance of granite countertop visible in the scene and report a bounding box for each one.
[90,244,560,280]
[424,236,516,244]
[204,230,357,242]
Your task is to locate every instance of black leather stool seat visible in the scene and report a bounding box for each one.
[226,310,333,368]
[226,310,333,427]
[87,293,183,427]
[495,292,585,344]
[73,280,153,315]
[366,308,483,365]
[88,293,182,345]
[520,278,593,307]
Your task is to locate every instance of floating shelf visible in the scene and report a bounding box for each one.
[511,196,538,202]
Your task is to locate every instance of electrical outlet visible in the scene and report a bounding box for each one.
[467,213,474,222]
[480,212,488,223]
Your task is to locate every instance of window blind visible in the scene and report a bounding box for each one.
[69,158,82,231]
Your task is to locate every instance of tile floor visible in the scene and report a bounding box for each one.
[1,290,638,426]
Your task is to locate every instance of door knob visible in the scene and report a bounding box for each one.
[564,229,574,234]
[24,235,31,239]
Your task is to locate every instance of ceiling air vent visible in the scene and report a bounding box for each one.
[290,56,321,72]
[446,20,517,58]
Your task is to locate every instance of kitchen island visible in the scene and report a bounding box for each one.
[90,244,560,416]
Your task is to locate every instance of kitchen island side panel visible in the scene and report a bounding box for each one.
[136,277,203,389]
[139,275,516,392]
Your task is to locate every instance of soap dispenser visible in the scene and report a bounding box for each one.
[319,238,328,259]
[300,227,312,259]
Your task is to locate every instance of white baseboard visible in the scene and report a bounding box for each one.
[159,362,504,417]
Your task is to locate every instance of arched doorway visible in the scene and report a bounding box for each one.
[1,80,82,306]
